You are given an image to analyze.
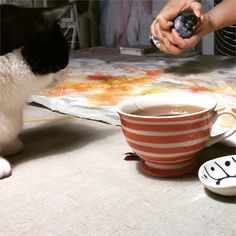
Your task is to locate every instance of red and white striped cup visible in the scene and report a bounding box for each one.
[116,92,236,177]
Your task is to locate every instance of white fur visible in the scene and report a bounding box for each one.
[0,49,67,179]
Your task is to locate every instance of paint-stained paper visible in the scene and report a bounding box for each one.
[30,54,236,146]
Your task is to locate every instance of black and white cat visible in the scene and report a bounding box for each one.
[0,4,71,179]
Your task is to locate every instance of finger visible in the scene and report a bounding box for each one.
[159,43,165,53]
[162,37,182,55]
[150,21,158,38]
[156,15,173,30]
[149,33,161,50]
[156,7,182,23]
[152,19,175,46]
[190,2,202,18]
[171,29,186,49]
[151,20,164,42]
[184,34,201,48]
[153,22,166,43]
[162,31,176,45]
[192,13,210,36]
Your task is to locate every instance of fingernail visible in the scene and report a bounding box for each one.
[196,10,201,18]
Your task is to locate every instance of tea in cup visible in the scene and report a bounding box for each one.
[116,92,236,177]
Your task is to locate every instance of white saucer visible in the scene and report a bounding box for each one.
[198,155,236,196]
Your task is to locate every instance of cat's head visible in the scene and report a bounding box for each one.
[0,4,71,75]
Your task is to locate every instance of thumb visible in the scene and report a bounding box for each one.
[190,2,202,18]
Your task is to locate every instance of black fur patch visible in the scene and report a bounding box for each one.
[0,4,69,75]
[0,5,47,55]
[22,25,69,75]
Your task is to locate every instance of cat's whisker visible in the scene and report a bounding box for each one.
[57,80,64,96]
[54,66,68,96]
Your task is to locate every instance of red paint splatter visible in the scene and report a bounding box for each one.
[190,86,212,93]
[89,73,115,80]
[145,69,163,76]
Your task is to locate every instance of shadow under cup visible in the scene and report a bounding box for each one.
[117,92,219,177]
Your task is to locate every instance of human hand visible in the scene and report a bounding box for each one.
[167,14,213,54]
[151,0,206,54]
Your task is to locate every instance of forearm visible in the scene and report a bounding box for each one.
[206,0,236,32]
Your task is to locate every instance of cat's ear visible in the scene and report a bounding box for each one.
[42,3,73,23]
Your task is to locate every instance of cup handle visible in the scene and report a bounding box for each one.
[205,111,236,147]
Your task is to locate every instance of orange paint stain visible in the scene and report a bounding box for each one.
[145,69,163,76]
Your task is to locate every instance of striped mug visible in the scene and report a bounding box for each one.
[116,92,236,177]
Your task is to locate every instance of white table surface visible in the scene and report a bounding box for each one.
[0,104,235,236]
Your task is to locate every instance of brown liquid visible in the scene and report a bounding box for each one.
[132,104,204,117]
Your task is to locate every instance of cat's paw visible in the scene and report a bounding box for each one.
[0,138,23,157]
[0,157,11,179]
